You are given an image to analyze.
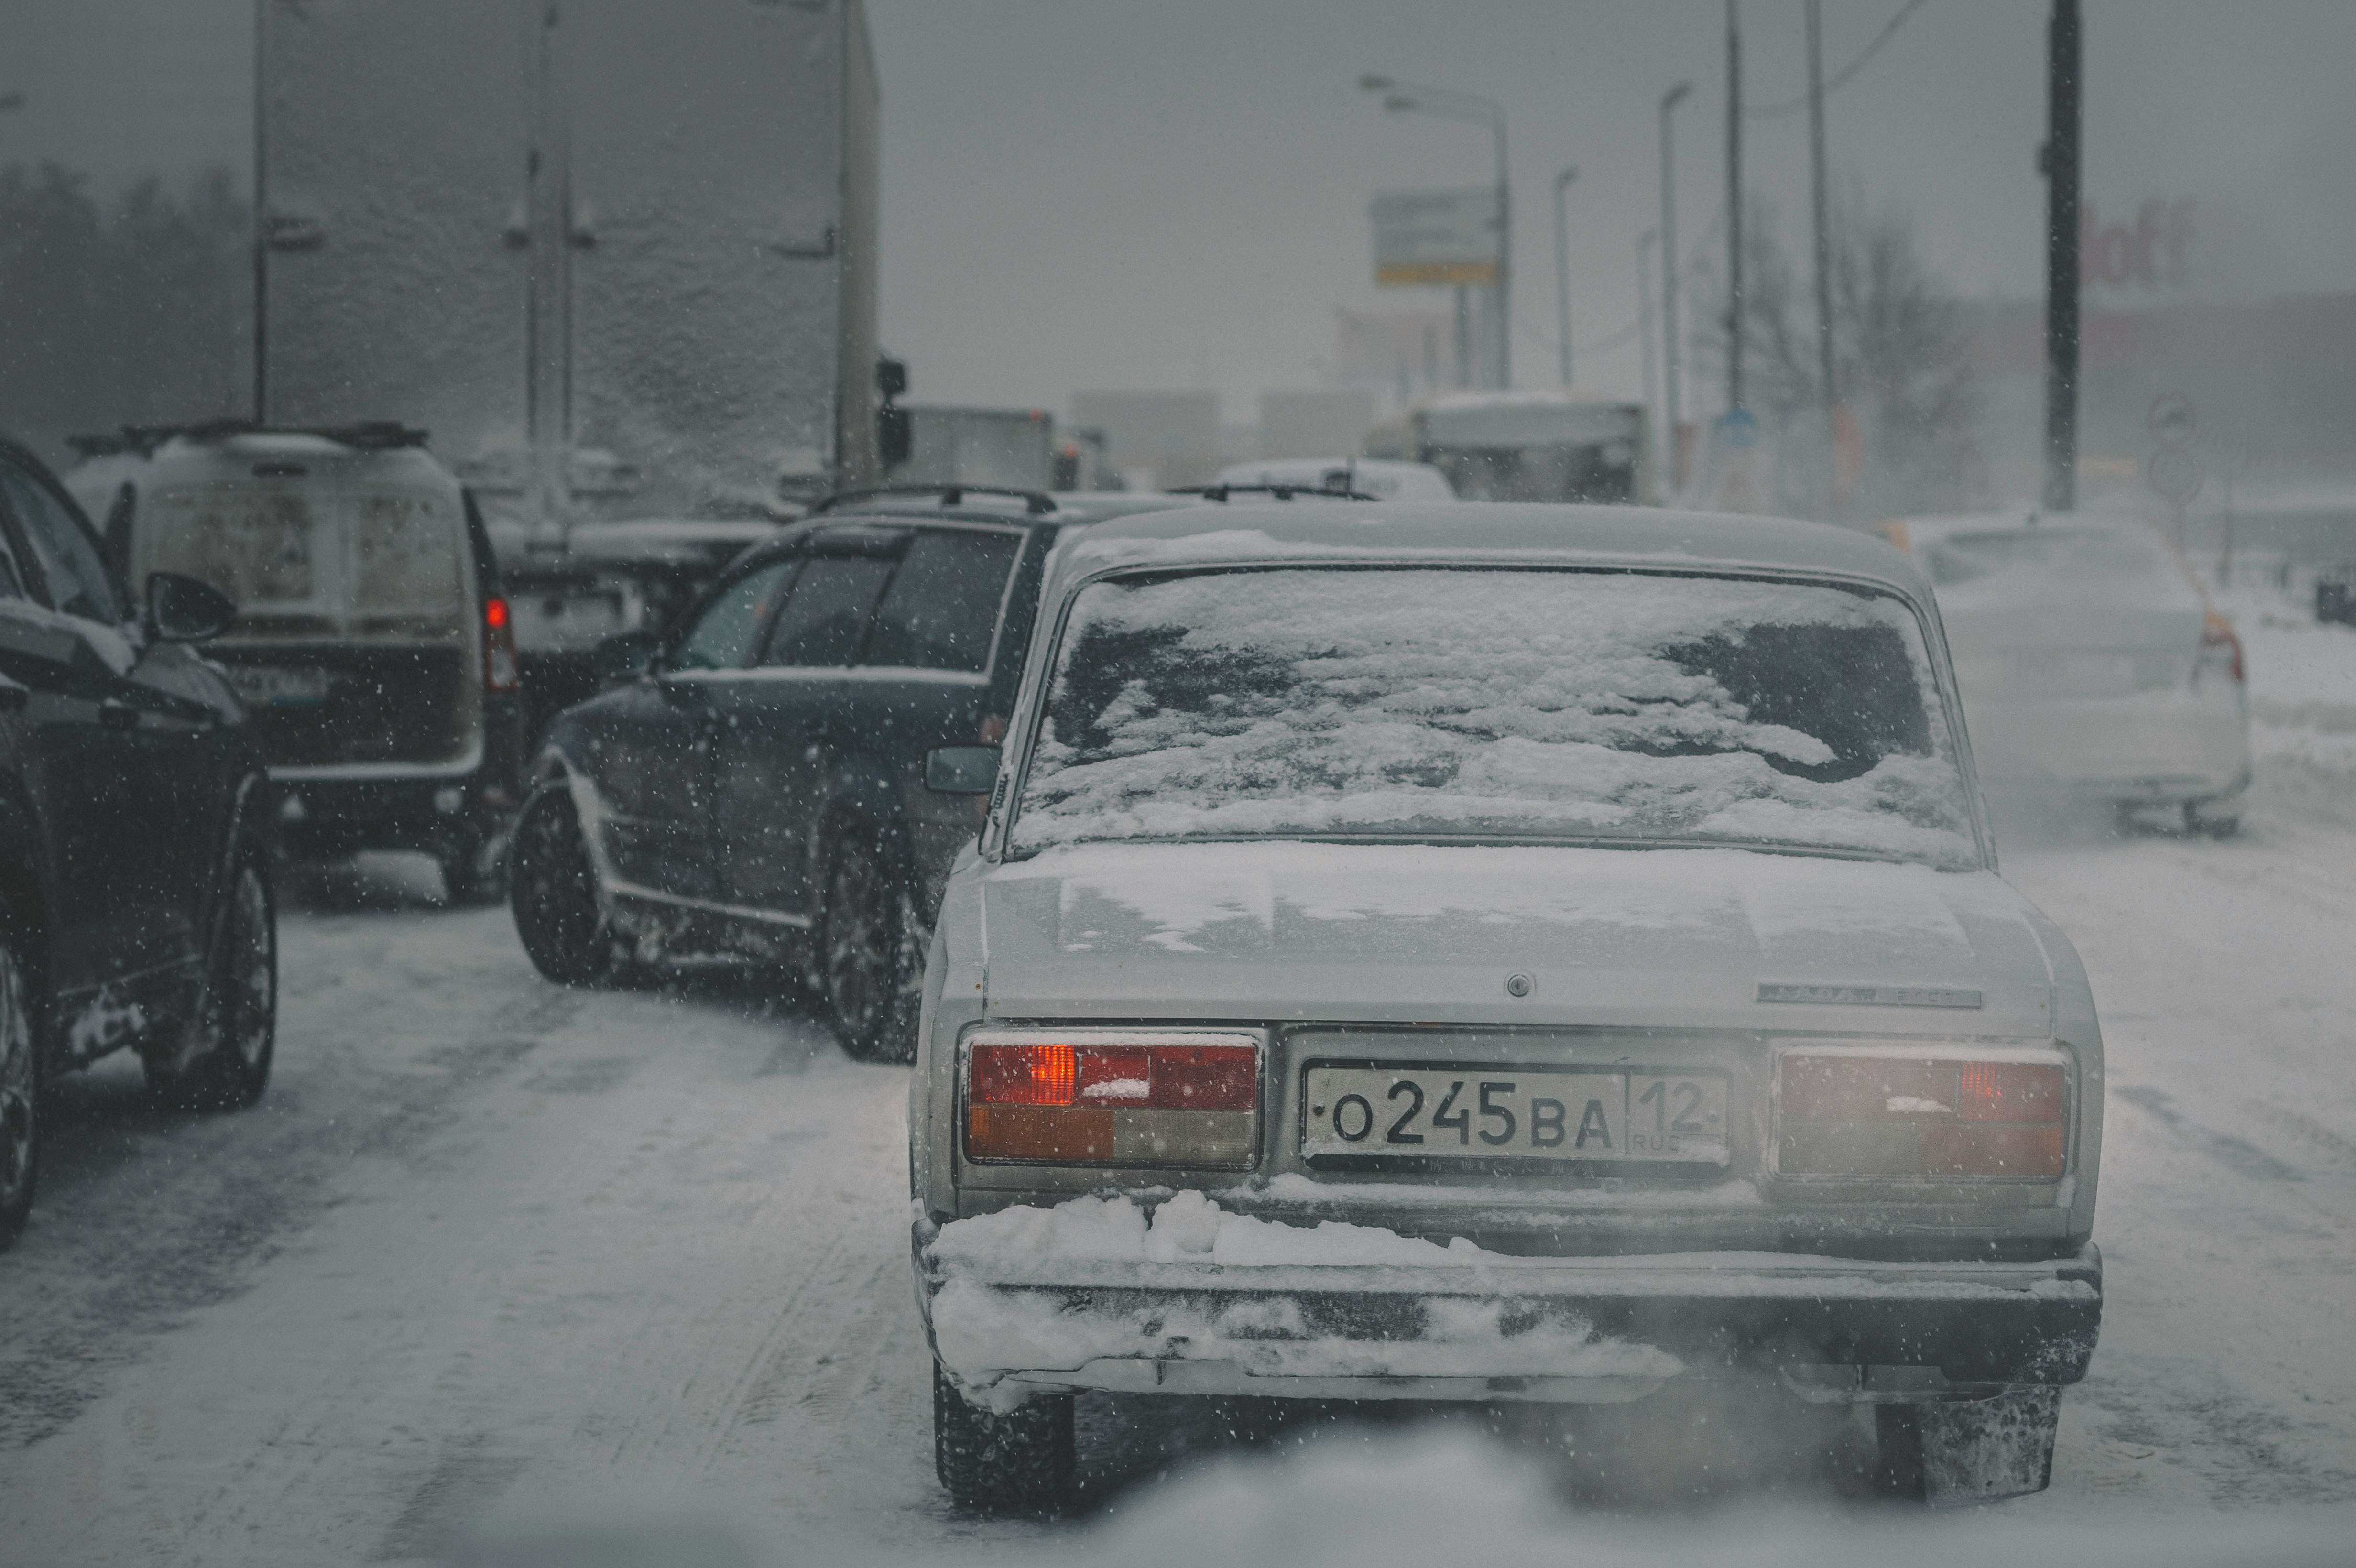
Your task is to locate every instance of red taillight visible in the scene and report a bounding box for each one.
[484,597,521,694]
[2198,611,2244,686]
[971,1042,1078,1106]
[978,712,1009,745]
[1778,1053,2067,1179]
[965,1032,1260,1166]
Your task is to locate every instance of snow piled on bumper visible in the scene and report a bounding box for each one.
[925,1193,1684,1403]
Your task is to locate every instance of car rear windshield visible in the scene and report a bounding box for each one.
[140,482,467,635]
[1921,527,2165,587]
[1012,566,1977,865]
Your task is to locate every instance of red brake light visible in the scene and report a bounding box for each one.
[484,597,521,694]
[965,1032,1261,1166]
[1778,1053,2067,1179]
[971,1042,1077,1106]
[2198,611,2244,686]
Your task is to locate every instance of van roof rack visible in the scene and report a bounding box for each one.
[1167,483,1383,503]
[65,420,431,458]
[809,484,1058,516]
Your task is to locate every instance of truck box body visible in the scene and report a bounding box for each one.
[260,0,879,516]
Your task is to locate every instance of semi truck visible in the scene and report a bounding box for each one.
[257,0,881,523]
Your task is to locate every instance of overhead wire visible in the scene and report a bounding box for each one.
[1746,0,1932,118]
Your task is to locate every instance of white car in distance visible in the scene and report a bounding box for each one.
[908,504,2105,1511]
[1883,511,2251,834]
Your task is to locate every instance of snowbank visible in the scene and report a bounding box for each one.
[2222,585,2356,781]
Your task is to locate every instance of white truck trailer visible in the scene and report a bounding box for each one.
[258,0,880,520]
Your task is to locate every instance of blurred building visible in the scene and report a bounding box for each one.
[1259,389,1374,461]
[1069,389,1221,490]
[1950,189,2356,527]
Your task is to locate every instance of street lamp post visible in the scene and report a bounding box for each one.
[1637,229,1660,493]
[1552,165,1579,387]
[1361,75,1511,390]
[1659,81,1693,491]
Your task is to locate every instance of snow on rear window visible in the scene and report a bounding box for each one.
[349,491,462,618]
[1012,567,1975,864]
[144,486,319,608]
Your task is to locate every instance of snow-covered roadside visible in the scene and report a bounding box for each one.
[2217,584,2356,781]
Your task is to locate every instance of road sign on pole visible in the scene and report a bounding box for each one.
[1371,187,1501,287]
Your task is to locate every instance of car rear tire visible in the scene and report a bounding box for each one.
[1876,1386,2060,1504]
[819,832,920,1064]
[0,904,41,1252]
[933,1361,1074,1513]
[510,788,613,985]
[440,820,509,906]
[147,850,277,1113]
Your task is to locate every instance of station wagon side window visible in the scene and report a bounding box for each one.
[670,557,798,672]
[758,547,898,669]
[861,527,1023,675]
[0,459,121,624]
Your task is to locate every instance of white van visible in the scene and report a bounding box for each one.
[66,424,524,899]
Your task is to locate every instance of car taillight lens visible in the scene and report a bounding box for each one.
[1777,1053,2068,1179]
[963,1030,1261,1167]
[485,597,521,694]
[2196,611,2244,687]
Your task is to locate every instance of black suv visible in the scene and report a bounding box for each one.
[508,489,1196,1059]
[0,436,278,1251]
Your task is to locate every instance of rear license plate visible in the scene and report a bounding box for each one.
[1301,1065,1729,1165]
[228,665,331,707]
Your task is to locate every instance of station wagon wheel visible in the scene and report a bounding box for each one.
[821,833,918,1063]
[0,911,39,1251]
[510,788,613,985]
[148,848,277,1112]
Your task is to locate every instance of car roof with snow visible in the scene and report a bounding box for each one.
[1051,501,1937,601]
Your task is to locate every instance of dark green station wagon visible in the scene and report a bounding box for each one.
[507,489,1200,1058]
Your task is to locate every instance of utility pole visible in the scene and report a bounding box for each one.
[1638,229,1661,494]
[2040,0,2082,511]
[1725,0,1745,412]
[1806,0,1836,488]
[251,0,268,423]
[1452,285,1472,389]
[1552,165,1579,387]
[1659,82,1693,490]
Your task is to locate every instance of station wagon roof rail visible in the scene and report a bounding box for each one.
[808,484,1059,516]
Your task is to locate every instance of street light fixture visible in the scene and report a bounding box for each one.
[1552,166,1579,387]
[1658,81,1694,491]
[1360,74,1511,390]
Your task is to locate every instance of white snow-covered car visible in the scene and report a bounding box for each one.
[1883,511,2251,833]
[908,504,2105,1509]
[1210,458,1457,503]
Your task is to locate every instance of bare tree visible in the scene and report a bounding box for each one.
[1693,193,1986,521]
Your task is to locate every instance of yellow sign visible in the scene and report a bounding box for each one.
[1376,261,1499,287]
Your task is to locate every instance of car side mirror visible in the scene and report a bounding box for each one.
[146,571,237,642]
[594,630,662,686]
[924,745,999,795]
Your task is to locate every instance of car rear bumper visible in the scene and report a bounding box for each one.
[1966,691,2248,802]
[920,1235,2102,1404]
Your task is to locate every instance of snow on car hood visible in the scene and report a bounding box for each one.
[975,842,2057,1035]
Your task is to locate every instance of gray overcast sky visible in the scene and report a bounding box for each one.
[7,1,2353,422]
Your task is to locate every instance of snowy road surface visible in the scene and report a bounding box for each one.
[2,784,2352,1558]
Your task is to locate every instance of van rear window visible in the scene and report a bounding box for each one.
[351,492,462,616]
[145,486,319,607]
